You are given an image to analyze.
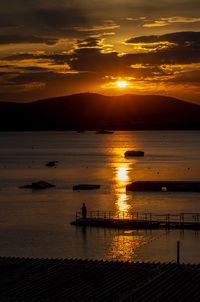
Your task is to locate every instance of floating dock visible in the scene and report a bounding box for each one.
[73,184,100,190]
[71,211,200,230]
[124,150,144,157]
[126,181,200,192]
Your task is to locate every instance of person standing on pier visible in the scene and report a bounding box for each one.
[81,203,87,219]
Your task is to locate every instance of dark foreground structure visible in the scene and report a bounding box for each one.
[0,257,200,301]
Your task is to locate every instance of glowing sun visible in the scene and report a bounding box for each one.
[116,81,127,88]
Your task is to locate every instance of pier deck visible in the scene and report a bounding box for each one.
[71,211,200,230]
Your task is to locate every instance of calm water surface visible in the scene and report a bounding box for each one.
[0,131,199,263]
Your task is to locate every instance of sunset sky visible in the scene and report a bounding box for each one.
[1,0,200,103]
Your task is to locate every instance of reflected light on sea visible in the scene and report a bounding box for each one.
[113,162,131,217]
[107,139,139,218]
[117,167,129,181]
[105,233,150,262]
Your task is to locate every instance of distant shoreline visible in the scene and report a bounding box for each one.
[1,93,199,131]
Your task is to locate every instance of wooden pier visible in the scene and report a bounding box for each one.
[71,211,200,230]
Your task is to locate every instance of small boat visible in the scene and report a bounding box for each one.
[96,130,113,134]
[73,184,101,190]
[125,150,144,157]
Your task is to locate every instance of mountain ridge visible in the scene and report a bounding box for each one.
[0,93,199,130]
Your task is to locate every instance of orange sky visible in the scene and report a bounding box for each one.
[0,0,200,104]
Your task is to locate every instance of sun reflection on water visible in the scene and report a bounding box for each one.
[109,144,138,217]
[117,167,129,181]
[117,192,130,212]
[113,163,131,217]
[105,137,143,260]
[105,234,149,262]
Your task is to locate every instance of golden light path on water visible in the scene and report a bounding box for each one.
[114,164,130,215]
[105,233,150,262]
[102,137,140,261]
[110,142,136,217]
[105,143,152,261]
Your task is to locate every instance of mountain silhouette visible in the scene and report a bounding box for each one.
[0,93,200,130]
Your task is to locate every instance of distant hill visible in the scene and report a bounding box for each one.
[0,93,200,130]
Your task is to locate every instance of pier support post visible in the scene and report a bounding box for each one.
[177,240,180,264]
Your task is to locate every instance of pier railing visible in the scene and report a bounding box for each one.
[75,211,200,226]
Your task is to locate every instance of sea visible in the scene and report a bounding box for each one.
[0,131,200,263]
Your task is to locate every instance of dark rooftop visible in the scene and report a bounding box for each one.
[0,257,200,301]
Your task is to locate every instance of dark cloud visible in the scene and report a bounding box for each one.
[0,65,12,68]
[0,0,200,46]
[32,8,88,28]
[0,6,120,54]
[124,48,200,65]
[126,31,200,46]
[3,31,200,75]
[3,30,200,78]
[19,66,48,71]
[2,48,125,74]
[0,6,93,44]
[125,32,200,65]
[69,33,200,71]
[69,48,127,74]
[4,71,56,85]
[2,53,70,65]
[2,53,37,61]
[0,35,58,45]
[76,38,100,48]
[170,70,200,84]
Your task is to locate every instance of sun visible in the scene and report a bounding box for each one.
[116,81,127,88]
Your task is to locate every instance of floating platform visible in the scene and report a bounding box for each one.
[125,150,144,157]
[73,184,100,190]
[71,211,200,230]
[126,181,200,192]
[19,181,55,190]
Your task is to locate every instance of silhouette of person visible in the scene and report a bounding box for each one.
[81,203,87,219]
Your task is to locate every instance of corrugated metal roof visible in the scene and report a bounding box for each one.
[0,257,199,301]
